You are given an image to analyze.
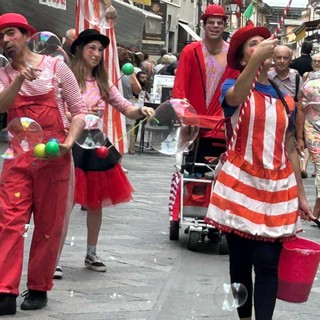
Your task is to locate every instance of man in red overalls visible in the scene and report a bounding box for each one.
[0,13,86,315]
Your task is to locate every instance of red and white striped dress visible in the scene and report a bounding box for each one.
[205,89,301,241]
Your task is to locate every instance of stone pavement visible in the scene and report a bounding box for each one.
[0,148,319,319]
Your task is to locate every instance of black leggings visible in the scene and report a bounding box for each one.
[226,233,282,320]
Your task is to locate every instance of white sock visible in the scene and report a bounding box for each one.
[87,245,96,256]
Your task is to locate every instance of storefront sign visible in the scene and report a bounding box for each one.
[39,0,67,10]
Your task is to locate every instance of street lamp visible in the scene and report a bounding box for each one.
[228,3,240,30]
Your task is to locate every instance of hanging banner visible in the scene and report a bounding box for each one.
[39,0,67,10]
[132,0,152,6]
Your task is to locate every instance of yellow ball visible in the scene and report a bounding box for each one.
[33,143,47,158]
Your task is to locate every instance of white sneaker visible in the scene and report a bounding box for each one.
[85,253,107,272]
[122,166,128,174]
[53,265,63,279]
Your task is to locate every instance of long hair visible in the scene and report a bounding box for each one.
[71,44,109,101]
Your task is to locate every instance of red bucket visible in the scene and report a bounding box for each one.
[277,237,320,303]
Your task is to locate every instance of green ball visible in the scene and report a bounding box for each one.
[122,63,134,76]
[33,143,47,158]
[45,140,60,156]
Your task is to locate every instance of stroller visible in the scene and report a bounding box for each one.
[168,114,229,253]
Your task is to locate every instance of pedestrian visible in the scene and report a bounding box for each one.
[117,46,142,154]
[134,71,150,100]
[157,54,177,75]
[0,13,86,315]
[62,28,76,63]
[268,45,301,101]
[296,53,320,222]
[290,41,313,77]
[156,47,167,64]
[267,45,315,179]
[140,51,154,93]
[66,29,154,272]
[205,25,314,320]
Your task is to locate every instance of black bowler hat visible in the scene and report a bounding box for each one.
[71,29,110,54]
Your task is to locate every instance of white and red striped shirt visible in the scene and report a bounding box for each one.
[0,56,86,131]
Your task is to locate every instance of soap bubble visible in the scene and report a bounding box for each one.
[145,99,199,155]
[75,114,107,149]
[1,117,43,159]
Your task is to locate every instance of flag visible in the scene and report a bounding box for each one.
[75,0,127,154]
[243,2,254,19]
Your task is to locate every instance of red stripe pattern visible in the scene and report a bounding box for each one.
[206,90,301,240]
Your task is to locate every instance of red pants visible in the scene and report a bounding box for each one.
[0,152,73,295]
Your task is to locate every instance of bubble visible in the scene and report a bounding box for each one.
[26,31,63,81]
[70,236,75,246]
[1,117,43,160]
[46,45,69,65]
[0,54,9,67]
[80,0,118,29]
[110,293,122,299]
[145,99,199,155]
[75,114,107,149]
[70,290,74,297]
[28,31,62,54]
[220,283,248,311]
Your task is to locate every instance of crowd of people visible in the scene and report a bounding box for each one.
[0,5,318,320]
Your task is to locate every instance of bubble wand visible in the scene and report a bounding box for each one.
[227,0,292,154]
[96,115,159,157]
[90,62,135,112]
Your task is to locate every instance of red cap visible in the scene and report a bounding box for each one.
[227,25,271,70]
[0,13,36,35]
[201,5,228,21]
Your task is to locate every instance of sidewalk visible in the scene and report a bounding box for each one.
[0,150,319,319]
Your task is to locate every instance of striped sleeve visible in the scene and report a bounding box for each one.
[55,61,87,117]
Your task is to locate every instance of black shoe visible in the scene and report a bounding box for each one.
[301,171,308,179]
[20,290,47,310]
[0,293,16,315]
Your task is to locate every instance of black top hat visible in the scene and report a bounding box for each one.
[71,29,110,55]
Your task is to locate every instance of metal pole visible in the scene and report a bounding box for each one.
[196,0,202,35]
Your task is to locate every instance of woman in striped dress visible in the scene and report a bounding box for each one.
[205,25,314,320]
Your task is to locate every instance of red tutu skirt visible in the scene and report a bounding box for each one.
[74,163,134,210]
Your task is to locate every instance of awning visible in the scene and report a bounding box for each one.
[293,19,320,42]
[178,22,201,41]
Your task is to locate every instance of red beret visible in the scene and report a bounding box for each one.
[227,25,271,70]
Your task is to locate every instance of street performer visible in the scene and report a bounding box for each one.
[169,4,238,233]
[205,24,314,320]
[173,4,238,160]
[0,13,86,315]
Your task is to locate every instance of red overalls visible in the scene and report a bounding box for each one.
[0,75,73,295]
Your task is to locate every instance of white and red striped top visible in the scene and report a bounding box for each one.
[83,79,131,118]
[206,89,301,240]
[0,56,86,131]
